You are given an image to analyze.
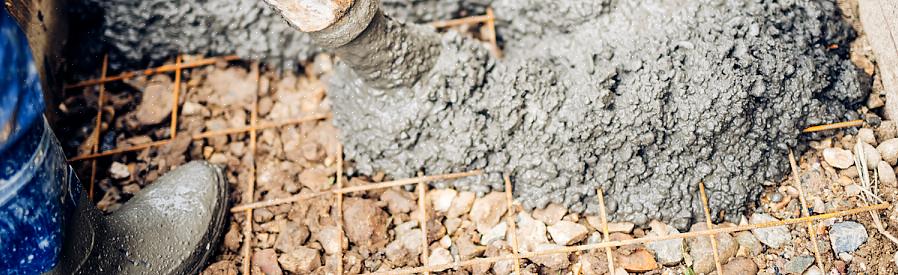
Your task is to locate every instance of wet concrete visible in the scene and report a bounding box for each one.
[327,0,868,228]
[76,0,490,68]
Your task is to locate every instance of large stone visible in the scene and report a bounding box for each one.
[277,246,321,274]
[687,224,738,274]
[878,138,898,165]
[275,221,309,253]
[529,243,570,269]
[829,221,868,254]
[447,191,476,218]
[428,247,452,272]
[823,147,855,169]
[380,188,417,214]
[429,189,457,212]
[533,203,567,225]
[644,221,684,265]
[750,213,792,249]
[878,161,897,185]
[252,249,282,275]
[618,249,658,272]
[469,192,508,234]
[516,212,549,252]
[547,221,589,245]
[709,257,758,275]
[343,198,388,250]
[781,255,814,275]
[735,231,763,256]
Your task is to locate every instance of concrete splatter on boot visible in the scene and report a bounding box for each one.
[47,161,229,274]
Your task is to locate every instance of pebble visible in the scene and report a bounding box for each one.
[428,247,452,272]
[688,224,738,273]
[469,192,508,235]
[481,221,507,245]
[879,161,897,185]
[644,221,684,265]
[619,249,658,272]
[709,257,758,275]
[860,142,882,168]
[133,75,174,126]
[782,255,814,274]
[547,221,589,245]
[529,243,570,269]
[878,138,898,165]
[430,189,457,213]
[750,213,792,249]
[829,221,868,254]
[845,184,863,197]
[298,167,331,191]
[380,189,416,214]
[252,249,283,275]
[533,203,567,225]
[277,246,320,274]
[274,221,309,254]
[516,212,549,252]
[315,226,343,255]
[858,128,877,145]
[342,198,388,250]
[447,191,475,218]
[823,147,855,169]
[735,231,763,255]
[181,101,206,116]
[804,265,824,275]
[109,162,131,179]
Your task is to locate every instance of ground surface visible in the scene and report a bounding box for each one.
[54,0,898,274]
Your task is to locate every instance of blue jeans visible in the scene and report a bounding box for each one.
[0,117,81,274]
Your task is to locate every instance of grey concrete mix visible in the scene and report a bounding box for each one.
[327,0,867,228]
[81,0,867,228]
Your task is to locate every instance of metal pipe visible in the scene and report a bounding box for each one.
[264,0,441,89]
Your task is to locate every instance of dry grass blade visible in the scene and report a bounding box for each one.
[853,142,898,245]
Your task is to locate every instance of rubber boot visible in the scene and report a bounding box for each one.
[46,161,229,275]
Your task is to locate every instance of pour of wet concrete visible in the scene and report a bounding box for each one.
[327,0,867,228]
[74,0,490,69]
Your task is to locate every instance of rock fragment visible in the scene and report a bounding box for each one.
[823,147,855,169]
[547,221,589,245]
[109,162,131,179]
[469,192,508,234]
[429,189,457,212]
[516,212,549,252]
[859,142,882,168]
[878,161,897,185]
[277,246,321,274]
[480,221,507,245]
[275,221,309,253]
[380,189,416,214]
[781,255,814,275]
[618,249,657,272]
[878,138,898,165]
[342,198,388,250]
[734,231,763,256]
[749,213,792,248]
[252,249,282,275]
[533,203,567,225]
[829,221,868,254]
[687,224,737,274]
[709,257,758,275]
[447,191,475,218]
[132,75,174,126]
[529,243,570,269]
[428,247,452,272]
[644,221,683,265]
[315,225,343,255]
[858,128,877,145]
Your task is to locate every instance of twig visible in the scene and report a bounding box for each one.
[430,15,492,29]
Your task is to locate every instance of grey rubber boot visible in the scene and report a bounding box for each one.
[47,161,229,274]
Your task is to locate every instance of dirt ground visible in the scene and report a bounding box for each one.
[55,0,898,274]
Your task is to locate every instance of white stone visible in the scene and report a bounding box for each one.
[109,162,130,179]
[430,189,457,212]
[823,147,855,169]
[749,213,792,249]
[878,138,898,165]
[480,221,507,245]
[547,221,589,245]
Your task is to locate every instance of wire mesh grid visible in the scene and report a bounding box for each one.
[63,11,888,275]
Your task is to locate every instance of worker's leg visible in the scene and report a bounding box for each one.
[1,9,228,275]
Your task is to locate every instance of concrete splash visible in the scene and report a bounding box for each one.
[327,0,867,228]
